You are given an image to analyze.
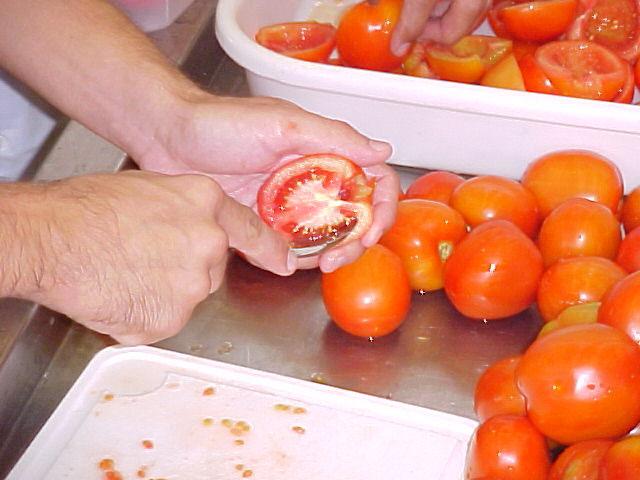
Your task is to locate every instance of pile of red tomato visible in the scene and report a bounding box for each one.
[257,148,640,478]
[255,0,640,102]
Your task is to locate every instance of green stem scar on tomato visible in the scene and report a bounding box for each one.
[257,154,374,250]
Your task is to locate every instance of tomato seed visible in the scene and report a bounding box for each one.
[202,417,214,426]
[243,470,253,477]
[292,426,306,434]
[293,407,307,414]
[234,439,245,446]
[141,440,154,449]
[98,459,114,471]
[202,387,215,396]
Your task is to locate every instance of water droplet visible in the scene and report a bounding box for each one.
[218,341,234,354]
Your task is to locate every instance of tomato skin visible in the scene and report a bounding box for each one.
[599,435,640,479]
[614,61,635,103]
[321,245,411,338]
[516,323,640,445]
[404,171,465,204]
[379,199,467,292]
[616,226,640,272]
[443,220,544,320]
[450,175,540,238]
[536,256,626,322]
[518,53,559,94]
[535,40,628,100]
[474,356,526,423]
[621,186,640,233]
[336,0,404,72]
[257,154,373,249]
[498,0,578,42]
[255,22,337,63]
[598,270,640,344]
[465,415,551,480]
[537,198,622,267]
[521,150,623,218]
[548,439,614,480]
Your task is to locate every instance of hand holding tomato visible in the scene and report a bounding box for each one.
[133,94,399,273]
[391,0,491,55]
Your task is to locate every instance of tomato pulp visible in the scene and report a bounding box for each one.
[257,154,373,249]
[255,22,337,63]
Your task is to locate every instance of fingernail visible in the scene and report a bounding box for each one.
[287,251,298,274]
[369,140,391,153]
[395,42,411,57]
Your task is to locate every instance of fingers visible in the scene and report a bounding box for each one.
[361,163,401,247]
[419,0,491,44]
[215,192,296,276]
[391,0,440,55]
[319,238,366,273]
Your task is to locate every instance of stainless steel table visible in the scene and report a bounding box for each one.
[0,1,542,475]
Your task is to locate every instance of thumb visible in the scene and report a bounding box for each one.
[215,193,296,276]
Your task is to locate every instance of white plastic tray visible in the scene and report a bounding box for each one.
[216,0,640,191]
[8,346,476,479]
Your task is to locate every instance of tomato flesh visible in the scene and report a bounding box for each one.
[258,154,373,249]
[255,22,337,63]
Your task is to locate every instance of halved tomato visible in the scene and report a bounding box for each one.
[424,35,513,84]
[480,53,527,90]
[614,60,636,103]
[402,43,436,78]
[255,22,337,63]
[535,40,628,100]
[566,0,640,63]
[257,154,373,249]
[518,53,559,94]
[493,0,578,42]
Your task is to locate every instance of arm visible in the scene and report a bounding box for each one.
[0,171,294,344]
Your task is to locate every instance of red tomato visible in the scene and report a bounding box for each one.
[614,61,636,103]
[538,302,601,337]
[621,186,640,233]
[548,439,614,480]
[516,323,640,445]
[443,220,544,319]
[336,0,404,72]
[537,198,622,267]
[521,150,624,218]
[480,53,526,90]
[518,53,559,94]
[636,54,640,87]
[599,270,640,344]
[255,22,337,63]
[321,244,411,338]
[449,175,541,238]
[536,256,626,322]
[465,415,551,480]
[474,356,527,423]
[616,225,640,272]
[493,0,578,42]
[534,40,628,100]
[566,0,640,63]
[258,154,373,249]
[600,435,640,479]
[378,199,467,292]
[424,35,513,84]
[404,171,465,204]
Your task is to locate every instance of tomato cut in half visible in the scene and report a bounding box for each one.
[497,0,578,42]
[518,53,559,94]
[402,43,436,78]
[425,35,513,83]
[567,0,640,63]
[480,53,526,90]
[257,154,373,250]
[336,0,405,72]
[535,40,628,100]
[255,22,337,63]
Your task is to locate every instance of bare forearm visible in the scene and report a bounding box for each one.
[0,0,200,161]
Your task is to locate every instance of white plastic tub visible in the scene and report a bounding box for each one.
[216,0,640,190]
[8,346,476,479]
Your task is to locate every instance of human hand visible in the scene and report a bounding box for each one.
[137,94,400,273]
[391,0,491,55]
[11,171,292,344]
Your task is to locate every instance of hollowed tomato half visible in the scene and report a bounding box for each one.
[567,0,640,63]
[490,0,578,42]
[257,154,374,249]
[424,35,513,84]
[535,40,628,100]
[255,22,337,63]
